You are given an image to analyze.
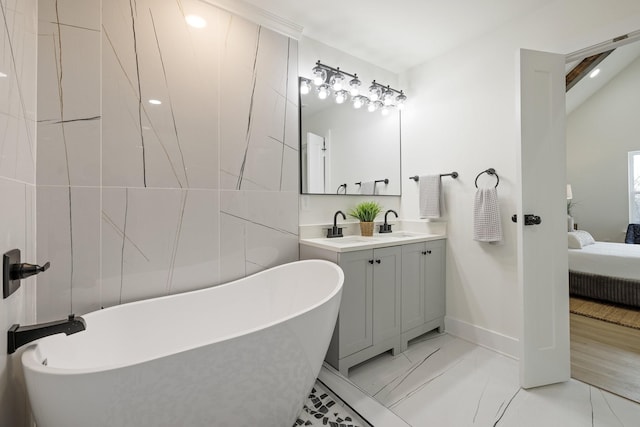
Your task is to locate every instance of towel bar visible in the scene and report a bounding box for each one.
[410,172,458,181]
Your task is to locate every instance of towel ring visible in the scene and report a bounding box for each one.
[475,168,499,188]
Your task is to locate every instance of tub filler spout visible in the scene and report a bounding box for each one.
[8,314,86,354]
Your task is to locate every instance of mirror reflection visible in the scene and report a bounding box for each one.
[299,77,402,196]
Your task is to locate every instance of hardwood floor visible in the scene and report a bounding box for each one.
[570,313,640,403]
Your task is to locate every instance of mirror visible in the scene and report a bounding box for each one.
[299,78,402,195]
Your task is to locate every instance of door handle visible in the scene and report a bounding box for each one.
[511,214,542,225]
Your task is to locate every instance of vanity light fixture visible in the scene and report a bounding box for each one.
[303,61,407,114]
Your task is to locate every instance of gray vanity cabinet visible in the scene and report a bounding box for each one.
[299,237,445,376]
[301,245,402,376]
[400,239,446,350]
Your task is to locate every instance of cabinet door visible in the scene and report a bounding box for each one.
[372,246,402,344]
[424,240,446,323]
[338,250,373,357]
[401,242,425,332]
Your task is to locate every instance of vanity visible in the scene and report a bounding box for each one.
[300,231,446,376]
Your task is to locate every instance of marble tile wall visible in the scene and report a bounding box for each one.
[36,0,299,321]
[0,1,37,425]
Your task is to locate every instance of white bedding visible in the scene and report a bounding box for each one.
[568,241,640,281]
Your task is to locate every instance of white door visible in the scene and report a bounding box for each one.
[517,48,570,388]
[306,132,325,193]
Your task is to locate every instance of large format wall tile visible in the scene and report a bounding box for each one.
[36,186,101,321]
[0,0,37,184]
[37,9,100,186]
[101,188,220,307]
[36,1,299,320]
[102,0,222,189]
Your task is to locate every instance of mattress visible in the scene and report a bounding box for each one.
[568,241,640,281]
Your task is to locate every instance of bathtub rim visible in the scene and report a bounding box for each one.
[21,259,344,376]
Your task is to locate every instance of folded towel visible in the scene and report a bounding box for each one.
[473,187,503,243]
[419,175,441,218]
[360,181,375,195]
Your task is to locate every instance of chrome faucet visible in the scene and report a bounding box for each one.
[7,314,86,354]
[327,210,347,238]
[379,209,398,233]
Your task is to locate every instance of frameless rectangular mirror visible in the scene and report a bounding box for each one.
[299,77,402,196]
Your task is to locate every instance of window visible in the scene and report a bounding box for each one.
[629,151,640,223]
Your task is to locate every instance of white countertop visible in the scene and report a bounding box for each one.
[299,231,446,253]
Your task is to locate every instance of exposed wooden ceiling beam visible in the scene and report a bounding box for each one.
[566,49,614,92]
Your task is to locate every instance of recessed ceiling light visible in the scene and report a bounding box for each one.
[148,99,162,105]
[0,72,7,78]
[589,68,600,78]
[185,15,206,28]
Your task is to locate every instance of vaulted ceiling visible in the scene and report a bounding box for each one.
[240,0,551,73]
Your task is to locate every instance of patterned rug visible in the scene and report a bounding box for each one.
[294,382,363,427]
[570,297,640,330]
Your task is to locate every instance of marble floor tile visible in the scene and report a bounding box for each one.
[344,333,640,427]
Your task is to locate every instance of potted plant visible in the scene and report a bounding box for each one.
[348,201,382,236]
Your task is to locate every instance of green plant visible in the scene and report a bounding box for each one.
[567,200,577,216]
[348,201,382,222]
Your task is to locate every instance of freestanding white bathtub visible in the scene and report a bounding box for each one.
[22,260,343,427]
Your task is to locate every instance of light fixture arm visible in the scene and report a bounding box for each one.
[314,60,358,80]
[370,80,404,96]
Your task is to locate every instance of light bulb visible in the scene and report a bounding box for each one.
[312,65,327,86]
[334,90,348,104]
[368,83,381,101]
[330,72,345,91]
[352,95,367,109]
[381,106,390,116]
[185,15,207,28]
[368,100,382,112]
[317,84,330,100]
[383,89,395,106]
[300,79,312,95]
[349,77,361,96]
[396,93,407,110]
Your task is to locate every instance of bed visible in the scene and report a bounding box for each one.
[568,237,640,309]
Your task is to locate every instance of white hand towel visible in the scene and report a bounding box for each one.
[360,181,375,195]
[473,187,503,243]
[419,175,441,218]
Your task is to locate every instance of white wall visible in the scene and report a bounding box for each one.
[567,56,640,242]
[0,2,37,425]
[401,0,640,353]
[299,37,401,225]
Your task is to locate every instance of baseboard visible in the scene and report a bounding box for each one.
[444,316,520,360]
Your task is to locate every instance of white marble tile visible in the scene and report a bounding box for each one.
[345,334,640,427]
[102,0,222,189]
[282,143,300,193]
[166,189,220,295]
[38,0,100,31]
[221,190,299,235]
[101,188,220,306]
[284,98,299,150]
[36,186,101,321]
[36,16,100,186]
[219,212,247,283]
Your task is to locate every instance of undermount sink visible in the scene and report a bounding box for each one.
[376,231,421,238]
[300,230,445,253]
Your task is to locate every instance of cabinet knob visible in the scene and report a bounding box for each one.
[375,259,381,264]
[421,251,427,255]
[368,260,374,264]
[426,250,432,254]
